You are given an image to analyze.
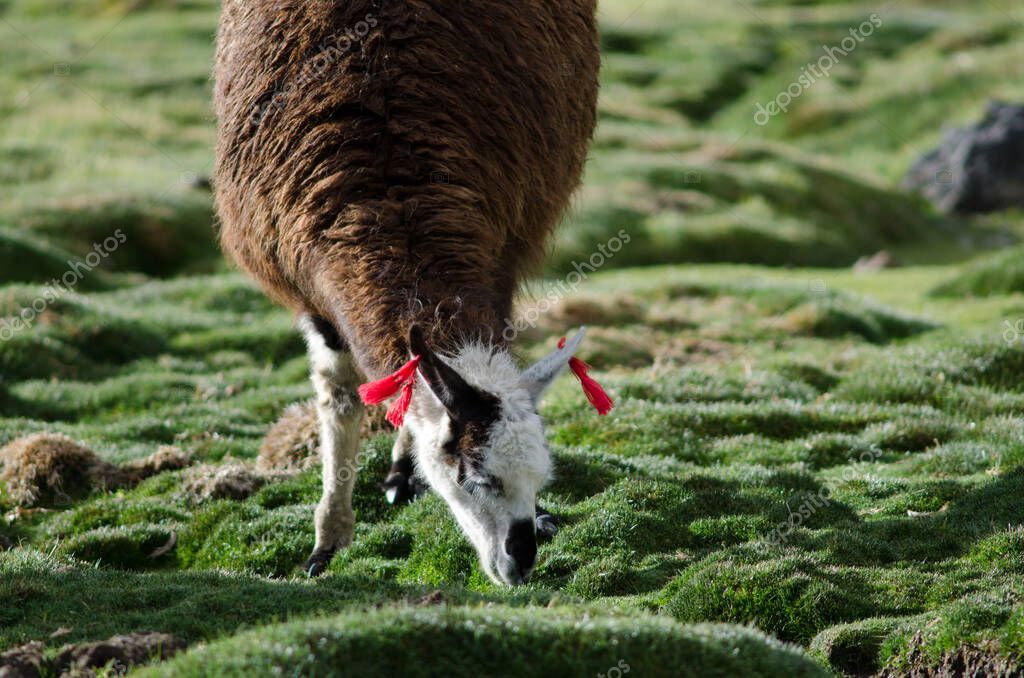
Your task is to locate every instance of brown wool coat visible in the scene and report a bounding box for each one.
[214,0,600,378]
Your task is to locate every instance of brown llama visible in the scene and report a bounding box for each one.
[214,0,603,584]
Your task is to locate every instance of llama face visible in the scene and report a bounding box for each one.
[405,327,584,585]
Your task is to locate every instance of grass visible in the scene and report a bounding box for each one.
[140,607,827,678]
[930,245,1024,298]
[2,0,1024,676]
[4,265,1024,675]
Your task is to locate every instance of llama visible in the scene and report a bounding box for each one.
[213,0,603,585]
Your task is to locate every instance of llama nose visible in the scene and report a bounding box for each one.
[504,519,537,580]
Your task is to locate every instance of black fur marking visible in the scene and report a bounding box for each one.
[409,324,500,423]
[504,518,537,576]
[454,450,468,486]
[391,455,414,478]
[381,456,423,505]
[441,389,501,472]
[310,315,346,352]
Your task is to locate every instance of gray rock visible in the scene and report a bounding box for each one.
[905,101,1024,214]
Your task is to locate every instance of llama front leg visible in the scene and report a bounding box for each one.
[299,315,365,577]
[381,427,423,505]
[535,506,559,540]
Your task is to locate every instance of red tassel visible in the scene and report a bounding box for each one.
[359,356,421,428]
[386,382,414,428]
[358,356,421,405]
[558,337,614,415]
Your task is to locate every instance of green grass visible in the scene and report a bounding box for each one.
[930,245,1024,298]
[3,0,1024,676]
[4,264,1024,675]
[140,607,827,678]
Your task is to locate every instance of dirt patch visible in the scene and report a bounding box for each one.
[416,590,445,606]
[0,434,110,507]
[854,250,902,272]
[0,434,191,507]
[877,632,1021,677]
[256,401,320,473]
[54,632,185,676]
[256,400,389,473]
[653,336,736,367]
[571,326,733,370]
[180,463,267,504]
[543,294,647,328]
[0,641,45,678]
[507,293,649,344]
[118,446,191,484]
[0,633,185,678]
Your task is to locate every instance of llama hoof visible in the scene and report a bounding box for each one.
[304,547,336,578]
[381,469,422,505]
[535,509,559,540]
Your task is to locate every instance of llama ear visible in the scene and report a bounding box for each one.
[520,327,586,403]
[408,324,480,420]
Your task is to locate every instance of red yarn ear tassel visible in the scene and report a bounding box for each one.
[558,337,614,415]
[358,356,421,428]
[385,382,415,428]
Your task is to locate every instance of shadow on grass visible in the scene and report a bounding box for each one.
[0,549,434,649]
[807,467,1024,566]
[661,469,1024,645]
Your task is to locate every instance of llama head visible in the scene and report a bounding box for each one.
[403,325,586,586]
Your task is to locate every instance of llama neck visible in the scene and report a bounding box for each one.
[325,273,513,380]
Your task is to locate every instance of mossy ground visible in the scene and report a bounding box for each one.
[2,0,1024,676]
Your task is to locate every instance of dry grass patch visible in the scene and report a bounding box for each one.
[256,400,390,474]
[256,402,320,473]
[180,463,269,505]
[0,434,189,507]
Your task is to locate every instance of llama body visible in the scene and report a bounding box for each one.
[214,0,600,584]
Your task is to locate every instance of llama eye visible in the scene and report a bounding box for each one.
[462,478,491,494]
[463,476,502,496]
